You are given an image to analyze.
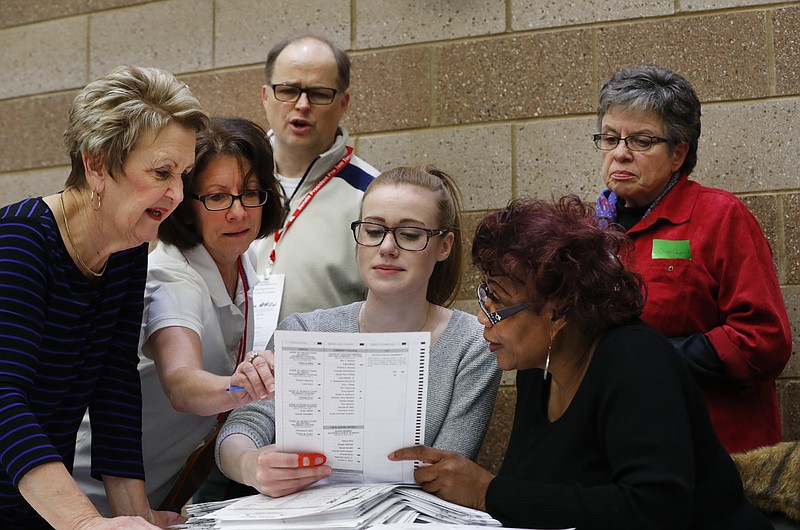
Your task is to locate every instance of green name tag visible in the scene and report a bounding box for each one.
[652,239,691,259]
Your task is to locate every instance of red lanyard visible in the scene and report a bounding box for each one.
[269,147,353,263]
[218,258,249,424]
[235,256,249,367]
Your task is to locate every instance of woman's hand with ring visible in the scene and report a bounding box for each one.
[230,350,275,402]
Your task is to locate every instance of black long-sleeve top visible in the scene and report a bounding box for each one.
[486,320,770,530]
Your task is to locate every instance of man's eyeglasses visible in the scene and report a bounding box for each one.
[191,190,269,211]
[477,282,528,325]
[593,133,669,152]
[270,83,340,105]
[351,221,448,252]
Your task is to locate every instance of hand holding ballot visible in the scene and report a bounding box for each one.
[227,350,276,402]
[219,436,331,497]
[390,445,494,511]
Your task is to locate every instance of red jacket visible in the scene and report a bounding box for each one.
[624,176,792,453]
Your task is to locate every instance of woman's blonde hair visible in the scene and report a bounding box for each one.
[63,65,208,187]
[361,164,464,306]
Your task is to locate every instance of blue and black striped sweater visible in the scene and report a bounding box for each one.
[0,197,146,526]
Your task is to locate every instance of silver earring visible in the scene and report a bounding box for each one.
[544,335,552,380]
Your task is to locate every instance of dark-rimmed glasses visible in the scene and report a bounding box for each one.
[593,133,669,152]
[351,221,448,252]
[191,190,268,211]
[270,83,340,105]
[477,282,528,325]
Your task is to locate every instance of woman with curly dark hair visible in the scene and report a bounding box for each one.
[391,195,770,530]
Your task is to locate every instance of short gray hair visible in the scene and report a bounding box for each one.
[63,65,208,187]
[597,65,701,176]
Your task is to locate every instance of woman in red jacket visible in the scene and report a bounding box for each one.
[593,64,791,453]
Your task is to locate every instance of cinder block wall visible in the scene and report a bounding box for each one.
[1,0,799,468]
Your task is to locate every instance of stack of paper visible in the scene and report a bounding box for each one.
[178,483,502,529]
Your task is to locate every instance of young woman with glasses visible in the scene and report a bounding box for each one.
[217,164,501,498]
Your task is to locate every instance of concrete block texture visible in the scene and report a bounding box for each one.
[682,0,781,10]
[215,0,350,68]
[181,68,268,129]
[0,93,75,174]
[780,379,800,441]
[89,0,214,80]
[357,125,513,212]
[435,32,594,125]
[516,117,599,202]
[0,0,151,29]
[476,385,516,475]
[782,286,800,378]
[694,100,800,194]
[0,167,68,206]
[596,12,769,102]
[775,6,800,96]
[784,194,800,285]
[355,0,505,48]
[0,17,87,99]
[458,211,490,302]
[511,0,673,30]
[346,47,433,134]
[741,195,780,279]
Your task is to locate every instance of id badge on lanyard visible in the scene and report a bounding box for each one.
[256,147,353,347]
[253,273,284,350]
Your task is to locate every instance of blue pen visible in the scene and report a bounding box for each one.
[226,385,245,392]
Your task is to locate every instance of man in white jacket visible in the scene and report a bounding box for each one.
[254,34,380,322]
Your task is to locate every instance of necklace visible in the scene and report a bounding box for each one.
[359,302,432,333]
[59,191,107,277]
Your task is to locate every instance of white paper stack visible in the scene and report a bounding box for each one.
[178,483,502,529]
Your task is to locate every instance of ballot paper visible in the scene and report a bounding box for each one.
[182,484,503,529]
[273,330,429,485]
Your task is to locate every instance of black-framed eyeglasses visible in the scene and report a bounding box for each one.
[593,133,670,152]
[351,221,448,252]
[270,83,340,105]
[477,282,528,325]
[191,190,269,211]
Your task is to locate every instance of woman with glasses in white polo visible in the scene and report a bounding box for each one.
[217,164,501,498]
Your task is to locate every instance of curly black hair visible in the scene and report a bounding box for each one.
[472,195,644,337]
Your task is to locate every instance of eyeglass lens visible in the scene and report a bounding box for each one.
[476,282,528,324]
[199,190,267,211]
[272,84,337,105]
[353,222,432,251]
[593,134,665,151]
[476,283,498,323]
[477,283,491,311]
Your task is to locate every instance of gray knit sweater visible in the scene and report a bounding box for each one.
[216,302,501,469]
